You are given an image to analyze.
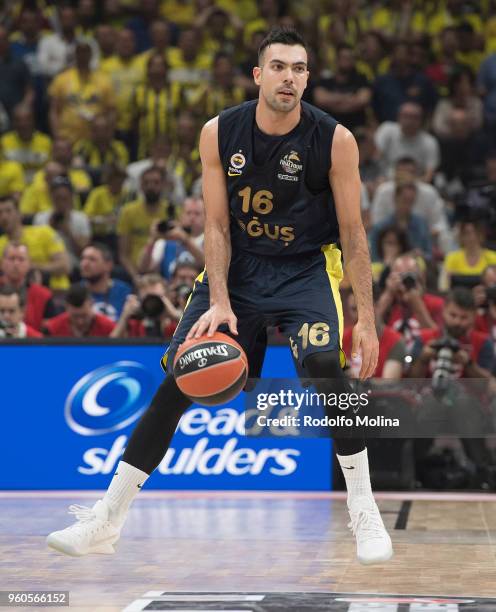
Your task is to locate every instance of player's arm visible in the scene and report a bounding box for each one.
[186,117,238,339]
[330,124,378,379]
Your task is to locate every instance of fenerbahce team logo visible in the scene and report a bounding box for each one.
[278,150,303,182]
[228,152,246,176]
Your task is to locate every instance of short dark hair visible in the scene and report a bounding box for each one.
[258,27,306,63]
[0,195,19,209]
[336,42,354,55]
[376,225,411,260]
[0,285,25,308]
[445,287,476,311]
[395,156,418,169]
[83,242,114,263]
[141,165,165,182]
[66,283,91,307]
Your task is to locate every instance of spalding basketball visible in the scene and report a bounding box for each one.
[173,331,248,406]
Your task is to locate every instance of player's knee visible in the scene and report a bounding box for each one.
[304,350,344,379]
[150,374,192,416]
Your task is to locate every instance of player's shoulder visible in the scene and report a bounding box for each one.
[301,100,337,128]
[219,99,257,124]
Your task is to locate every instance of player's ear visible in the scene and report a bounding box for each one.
[253,66,261,86]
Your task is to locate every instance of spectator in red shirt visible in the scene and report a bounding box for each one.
[43,283,115,337]
[376,254,444,350]
[0,242,56,330]
[343,290,405,379]
[0,286,42,338]
[474,265,496,348]
[111,274,181,339]
[408,287,494,379]
[407,287,494,479]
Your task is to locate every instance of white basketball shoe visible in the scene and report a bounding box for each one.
[46,499,122,557]
[348,496,393,565]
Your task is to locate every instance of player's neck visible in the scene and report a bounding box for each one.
[255,99,301,136]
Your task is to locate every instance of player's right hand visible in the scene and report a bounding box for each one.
[186,303,238,339]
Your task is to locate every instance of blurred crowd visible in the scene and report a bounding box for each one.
[2,0,496,486]
[0,0,495,343]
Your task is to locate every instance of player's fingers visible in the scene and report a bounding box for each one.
[194,315,210,338]
[228,313,238,335]
[207,316,219,337]
[363,342,378,379]
[359,341,373,380]
[186,320,199,340]
[351,330,360,358]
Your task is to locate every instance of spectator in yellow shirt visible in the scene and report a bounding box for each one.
[193,6,243,58]
[131,54,180,160]
[0,104,51,183]
[28,138,92,211]
[441,220,496,290]
[84,163,129,243]
[0,194,70,290]
[136,19,171,69]
[74,114,129,185]
[0,159,25,199]
[95,24,116,61]
[190,52,245,120]
[172,111,201,194]
[117,166,173,285]
[48,40,116,144]
[167,27,212,105]
[100,28,145,136]
[20,160,66,217]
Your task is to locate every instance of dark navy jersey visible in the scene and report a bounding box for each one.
[218,99,340,256]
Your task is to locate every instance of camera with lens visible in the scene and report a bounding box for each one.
[0,319,14,338]
[482,284,496,309]
[131,295,166,337]
[175,283,192,303]
[135,294,165,319]
[430,336,460,396]
[157,219,192,235]
[400,271,417,291]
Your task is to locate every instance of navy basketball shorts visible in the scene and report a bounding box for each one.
[161,244,346,376]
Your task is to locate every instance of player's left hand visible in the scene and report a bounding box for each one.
[351,320,379,380]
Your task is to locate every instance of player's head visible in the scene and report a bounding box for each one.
[254,27,308,113]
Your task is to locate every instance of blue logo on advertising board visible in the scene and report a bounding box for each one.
[64,361,154,436]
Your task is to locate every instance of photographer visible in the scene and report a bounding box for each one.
[474,265,496,347]
[408,288,493,380]
[110,274,181,339]
[137,197,205,280]
[0,286,42,339]
[376,254,444,350]
[407,287,494,483]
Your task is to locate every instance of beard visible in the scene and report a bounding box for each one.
[264,89,300,113]
[83,272,105,285]
[445,325,467,339]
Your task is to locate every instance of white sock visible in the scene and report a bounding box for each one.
[336,448,373,506]
[103,461,149,524]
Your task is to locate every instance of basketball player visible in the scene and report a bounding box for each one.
[47,28,393,564]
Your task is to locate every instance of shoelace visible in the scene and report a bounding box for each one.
[348,506,385,540]
[68,504,98,523]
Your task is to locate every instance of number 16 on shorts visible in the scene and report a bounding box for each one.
[289,321,331,361]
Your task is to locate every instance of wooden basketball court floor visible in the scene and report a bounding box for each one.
[2,490,496,611]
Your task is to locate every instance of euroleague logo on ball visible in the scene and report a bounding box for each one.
[65,361,154,435]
